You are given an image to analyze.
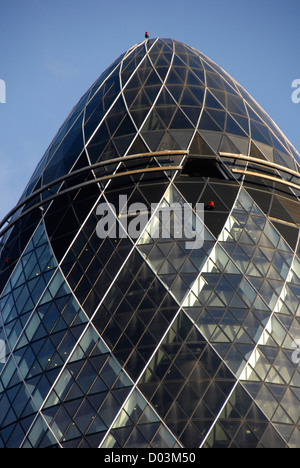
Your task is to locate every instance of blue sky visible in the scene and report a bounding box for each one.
[0,0,299,221]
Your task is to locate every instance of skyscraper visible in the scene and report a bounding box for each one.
[0,38,300,448]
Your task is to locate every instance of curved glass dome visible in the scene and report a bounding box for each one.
[1,38,300,449]
[20,37,300,198]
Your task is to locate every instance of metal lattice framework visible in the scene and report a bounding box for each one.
[1,38,300,448]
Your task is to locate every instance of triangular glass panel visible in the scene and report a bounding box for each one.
[156,242,174,257]
[113,135,135,156]
[226,94,247,116]
[249,141,268,160]
[189,56,205,73]
[155,52,171,67]
[254,141,274,162]
[206,292,226,308]
[129,107,150,129]
[144,85,162,104]
[198,110,223,132]
[156,106,177,129]
[113,114,136,138]
[167,84,183,103]
[180,272,200,289]
[219,134,240,154]
[156,87,176,107]
[231,114,250,135]
[271,133,292,156]
[210,327,231,343]
[229,293,249,309]
[202,273,221,288]
[141,131,165,152]
[225,274,243,291]
[273,149,295,170]
[245,103,262,123]
[141,110,166,132]
[234,343,254,361]
[172,65,188,81]
[206,72,225,91]
[250,121,271,145]
[159,273,177,290]
[246,262,263,278]
[210,89,227,108]
[181,106,201,126]
[224,346,248,376]
[205,91,224,110]
[186,69,205,86]
[222,79,239,94]
[148,41,164,58]
[220,310,241,338]
[166,68,185,86]
[238,229,256,245]
[157,132,181,151]
[170,108,193,130]
[290,370,300,389]
[189,132,215,155]
[125,87,148,110]
[127,135,149,155]
[168,275,189,302]
[165,244,187,272]
[215,277,236,304]
[226,114,248,137]
[198,131,222,153]
[144,69,162,88]
[258,232,276,249]
[207,109,226,131]
[159,260,177,275]
[181,86,204,107]
[228,135,249,155]
[188,249,208,272]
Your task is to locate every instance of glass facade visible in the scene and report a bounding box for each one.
[0,38,300,448]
